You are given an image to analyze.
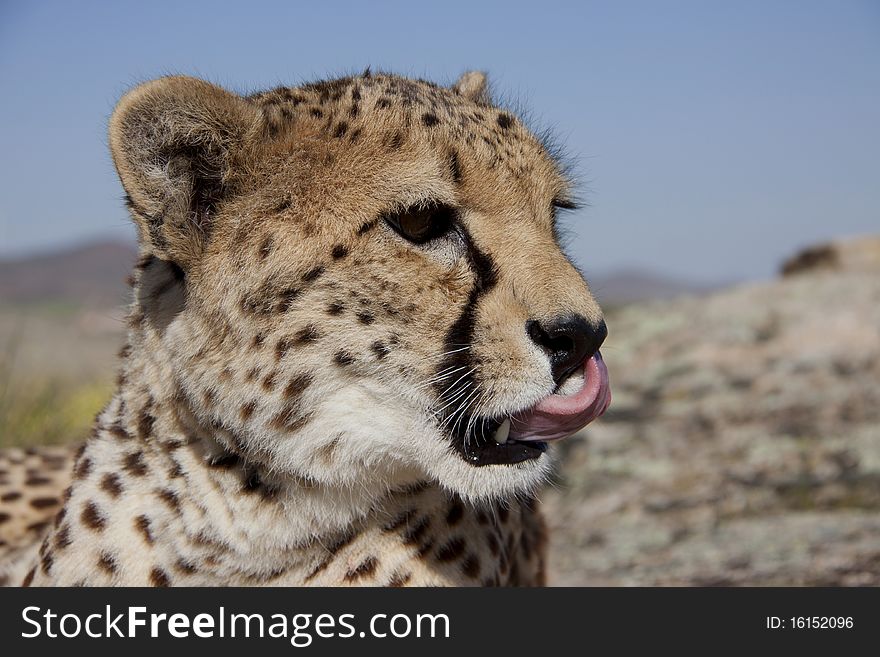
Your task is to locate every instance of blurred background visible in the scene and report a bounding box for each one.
[0,1,878,584]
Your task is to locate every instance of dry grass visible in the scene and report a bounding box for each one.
[0,303,122,448]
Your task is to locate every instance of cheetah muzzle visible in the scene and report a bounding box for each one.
[2,69,611,587]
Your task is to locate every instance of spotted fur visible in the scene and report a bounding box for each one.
[1,70,601,586]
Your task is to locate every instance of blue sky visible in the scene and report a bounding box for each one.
[0,0,877,281]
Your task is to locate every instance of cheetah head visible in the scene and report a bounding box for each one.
[110,71,609,503]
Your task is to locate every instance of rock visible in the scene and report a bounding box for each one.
[546,237,880,585]
[781,234,880,276]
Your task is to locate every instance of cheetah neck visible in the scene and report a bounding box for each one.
[85,342,427,582]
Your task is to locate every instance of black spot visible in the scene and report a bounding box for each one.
[310,107,323,118]
[274,195,292,212]
[41,551,53,575]
[387,571,412,587]
[277,287,302,312]
[383,508,417,532]
[497,503,510,523]
[326,301,345,315]
[436,537,466,562]
[449,150,463,184]
[356,219,378,235]
[175,559,198,575]
[100,473,123,498]
[270,406,312,434]
[294,325,320,344]
[262,370,278,390]
[304,532,358,581]
[81,502,106,531]
[302,265,325,282]
[123,451,147,477]
[422,112,440,127]
[333,121,348,138]
[344,556,378,582]
[402,516,431,545]
[242,469,264,493]
[137,408,155,440]
[74,457,92,479]
[331,244,349,259]
[486,532,500,555]
[357,311,375,325]
[462,554,481,578]
[283,373,313,400]
[240,400,257,421]
[446,501,464,526]
[349,103,359,118]
[497,113,514,130]
[98,552,118,574]
[376,97,392,109]
[334,351,355,367]
[208,453,239,469]
[157,489,181,513]
[258,236,274,259]
[387,131,404,149]
[135,515,154,544]
[371,341,390,360]
[30,497,58,510]
[55,525,71,549]
[149,567,170,587]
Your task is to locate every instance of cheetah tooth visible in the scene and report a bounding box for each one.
[494,418,511,444]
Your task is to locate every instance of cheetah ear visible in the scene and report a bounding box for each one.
[109,76,261,268]
[452,71,491,105]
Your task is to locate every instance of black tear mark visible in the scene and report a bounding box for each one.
[433,226,498,432]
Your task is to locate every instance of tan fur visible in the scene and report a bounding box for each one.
[0,446,73,586]
[1,71,601,586]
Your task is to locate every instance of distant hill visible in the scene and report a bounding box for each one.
[587,268,721,305]
[0,240,137,308]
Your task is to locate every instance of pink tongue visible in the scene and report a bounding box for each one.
[509,352,611,442]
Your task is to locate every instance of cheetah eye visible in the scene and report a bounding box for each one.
[382,202,457,244]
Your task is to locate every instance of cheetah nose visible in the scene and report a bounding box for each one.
[526,315,607,384]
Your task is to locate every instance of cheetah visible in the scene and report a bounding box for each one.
[0,70,610,586]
